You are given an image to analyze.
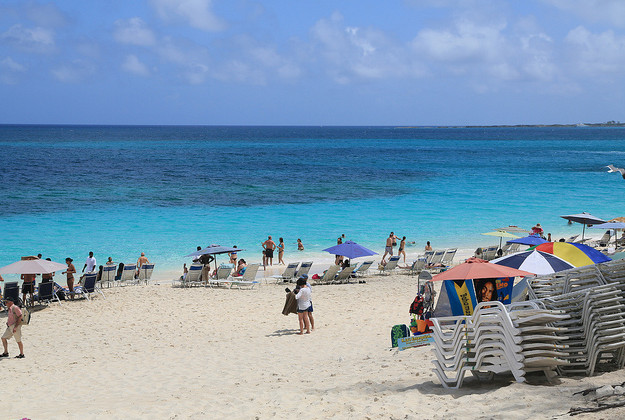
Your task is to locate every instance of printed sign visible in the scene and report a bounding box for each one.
[397,333,434,351]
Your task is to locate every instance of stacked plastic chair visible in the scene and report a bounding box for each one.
[431,301,569,388]
[540,284,625,376]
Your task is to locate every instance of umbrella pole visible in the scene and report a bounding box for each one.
[582,224,586,241]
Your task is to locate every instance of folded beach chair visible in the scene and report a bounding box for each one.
[32,281,62,306]
[99,264,117,288]
[228,263,261,290]
[313,265,340,285]
[379,256,400,275]
[271,262,299,283]
[294,261,313,279]
[352,261,374,277]
[120,264,138,286]
[137,263,155,285]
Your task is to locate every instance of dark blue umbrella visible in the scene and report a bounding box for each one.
[506,234,548,246]
[322,240,378,260]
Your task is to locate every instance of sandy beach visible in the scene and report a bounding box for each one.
[2,266,624,419]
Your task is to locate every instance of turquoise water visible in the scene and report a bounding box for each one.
[1,125,624,275]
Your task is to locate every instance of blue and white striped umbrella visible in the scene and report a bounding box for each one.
[491,250,574,275]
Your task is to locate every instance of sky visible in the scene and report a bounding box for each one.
[1,0,625,126]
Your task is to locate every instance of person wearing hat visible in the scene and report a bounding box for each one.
[1,297,24,358]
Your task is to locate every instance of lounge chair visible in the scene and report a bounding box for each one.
[334,266,354,284]
[423,250,435,265]
[120,264,138,286]
[210,264,233,287]
[228,264,261,289]
[173,264,203,287]
[379,256,400,275]
[271,262,299,283]
[313,265,340,285]
[294,261,313,279]
[99,264,117,288]
[441,248,457,267]
[428,250,446,267]
[352,261,374,277]
[72,273,105,300]
[137,263,155,285]
[2,282,20,308]
[406,258,426,276]
[32,281,61,306]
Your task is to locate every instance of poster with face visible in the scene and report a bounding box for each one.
[474,277,513,304]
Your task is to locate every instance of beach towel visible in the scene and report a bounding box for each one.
[282,292,298,316]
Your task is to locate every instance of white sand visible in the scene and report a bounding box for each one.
[3,269,625,419]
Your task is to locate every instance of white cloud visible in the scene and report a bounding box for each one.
[565,26,625,74]
[309,12,424,83]
[151,0,226,32]
[113,18,156,46]
[542,0,625,28]
[122,54,150,76]
[51,59,95,83]
[0,24,54,53]
[1,56,26,72]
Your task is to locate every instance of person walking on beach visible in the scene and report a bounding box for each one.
[294,278,312,335]
[297,238,304,251]
[262,236,276,266]
[1,297,24,358]
[382,232,398,262]
[277,238,285,265]
[83,251,96,273]
[398,236,407,263]
[63,258,76,300]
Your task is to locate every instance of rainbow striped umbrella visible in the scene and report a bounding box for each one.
[534,242,611,267]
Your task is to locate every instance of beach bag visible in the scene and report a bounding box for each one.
[21,306,30,325]
[409,295,424,316]
[391,324,410,348]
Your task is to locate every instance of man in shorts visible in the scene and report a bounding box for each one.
[262,236,276,266]
[381,232,398,263]
[1,297,24,359]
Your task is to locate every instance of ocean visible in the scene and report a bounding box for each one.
[1,125,624,276]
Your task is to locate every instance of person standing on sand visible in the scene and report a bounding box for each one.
[83,251,96,274]
[335,237,344,265]
[382,232,398,262]
[1,297,24,359]
[398,236,407,263]
[262,236,276,266]
[20,273,35,307]
[63,258,76,300]
[297,238,304,251]
[294,278,312,335]
[277,238,285,265]
[425,241,433,251]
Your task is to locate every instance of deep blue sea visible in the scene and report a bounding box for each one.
[1,125,624,276]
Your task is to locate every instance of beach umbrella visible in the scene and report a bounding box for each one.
[506,234,548,246]
[491,250,574,275]
[322,240,377,260]
[497,225,530,234]
[185,245,244,272]
[560,212,606,241]
[432,257,532,281]
[589,221,625,248]
[0,257,67,275]
[534,242,611,267]
[481,230,521,249]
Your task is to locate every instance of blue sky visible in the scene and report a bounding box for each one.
[1,0,625,125]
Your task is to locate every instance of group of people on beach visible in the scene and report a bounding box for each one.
[259,236,305,268]
[381,232,422,264]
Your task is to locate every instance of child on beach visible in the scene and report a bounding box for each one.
[294,278,312,335]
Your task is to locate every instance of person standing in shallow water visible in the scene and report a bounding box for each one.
[262,236,276,266]
[425,241,433,251]
[398,236,407,263]
[297,239,304,251]
[278,238,285,265]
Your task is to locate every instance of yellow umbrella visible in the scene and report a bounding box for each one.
[481,230,521,249]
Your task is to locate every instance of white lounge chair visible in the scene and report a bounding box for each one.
[294,261,313,279]
[137,263,155,285]
[314,265,340,285]
[379,256,400,275]
[352,261,374,277]
[334,266,354,284]
[226,263,261,289]
[271,262,299,283]
[99,264,117,288]
[120,264,138,286]
[174,264,203,287]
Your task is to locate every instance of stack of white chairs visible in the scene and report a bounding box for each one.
[540,284,625,376]
[527,265,606,300]
[431,301,569,388]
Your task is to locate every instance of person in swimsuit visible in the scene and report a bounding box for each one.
[229,246,238,265]
[381,232,398,263]
[425,241,433,251]
[297,238,304,251]
[62,258,76,300]
[398,236,407,263]
[277,238,285,265]
[262,236,276,266]
[335,237,343,265]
